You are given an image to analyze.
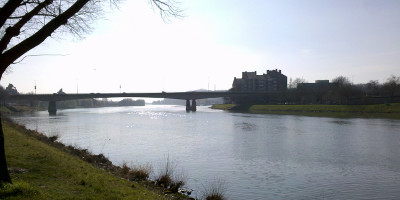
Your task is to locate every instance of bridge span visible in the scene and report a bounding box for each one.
[8,91,272,114]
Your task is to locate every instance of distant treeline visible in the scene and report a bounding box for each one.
[0,85,145,108]
[43,98,145,109]
[229,75,400,105]
[4,98,145,109]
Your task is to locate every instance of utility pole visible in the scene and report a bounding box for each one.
[34,80,36,95]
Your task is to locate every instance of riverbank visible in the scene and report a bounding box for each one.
[211,103,400,118]
[0,105,44,114]
[1,119,188,199]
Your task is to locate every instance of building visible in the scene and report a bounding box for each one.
[297,80,332,91]
[297,80,334,104]
[264,69,288,92]
[232,69,287,92]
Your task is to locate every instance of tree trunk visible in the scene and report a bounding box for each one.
[0,114,12,183]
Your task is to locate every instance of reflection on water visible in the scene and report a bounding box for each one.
[235,122,256,131]
[10,105,400,199]
[330,120,353,125]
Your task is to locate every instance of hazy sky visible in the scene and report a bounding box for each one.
[1,0,399,94]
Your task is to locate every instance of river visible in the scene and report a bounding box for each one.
[10,105,400,199]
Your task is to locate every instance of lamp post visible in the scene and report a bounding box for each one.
[76,78,79,94]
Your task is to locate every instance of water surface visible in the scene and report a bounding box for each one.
[11,105,400,199]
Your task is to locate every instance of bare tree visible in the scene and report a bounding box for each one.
[383,75,400,96]
[290,77,307,88]
[0,0,182,183]
[365,80,380,96]
[332,76,352,104]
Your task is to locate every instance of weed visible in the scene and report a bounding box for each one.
[48,134,59,142]
[78,179,86,186]
[201,179,227,200]
[120,161,130,176]
[128,163,153,181]
[155,155,186,193]
[0,181,38,198]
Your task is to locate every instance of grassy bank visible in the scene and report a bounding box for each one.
[211,103,400,118]
[1,119,171,200]
[0,105,44,114]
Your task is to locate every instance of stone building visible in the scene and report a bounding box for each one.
[232,69,287,92]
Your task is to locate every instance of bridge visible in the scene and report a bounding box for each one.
[8,91,273,115]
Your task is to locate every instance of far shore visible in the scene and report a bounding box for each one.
[211,103,400,119]
[3,103,400,119]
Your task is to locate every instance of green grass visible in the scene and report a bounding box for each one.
[212,103,400,119]
[0,105,44,114]
[0,106,12,114]
[249,103,400,113]
[210,104,236,110]
[2,120,168,200]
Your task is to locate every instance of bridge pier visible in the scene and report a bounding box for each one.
[48,101,57,115]
[186,99,191,111]
[191,99,196,111]
[186,99,197,112]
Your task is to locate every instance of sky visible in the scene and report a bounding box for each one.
[1,0,400,95]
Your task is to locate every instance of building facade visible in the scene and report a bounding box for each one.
[232,69,287,92]
[296,80,334,104]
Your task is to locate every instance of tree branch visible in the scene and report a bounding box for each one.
[0,0,90,75]
[0,0,24,28]
[13,53,69,64]
[150,0,185,22]
[0,0,53,54]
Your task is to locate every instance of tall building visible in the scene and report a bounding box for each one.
[232,69,287,92]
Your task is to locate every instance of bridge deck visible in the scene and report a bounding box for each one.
[8,92,274,101]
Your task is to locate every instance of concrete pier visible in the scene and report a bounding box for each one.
[186,99,197,111]
[48,101,57,115]
[191,99,197,111]
[186,99,191,111]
